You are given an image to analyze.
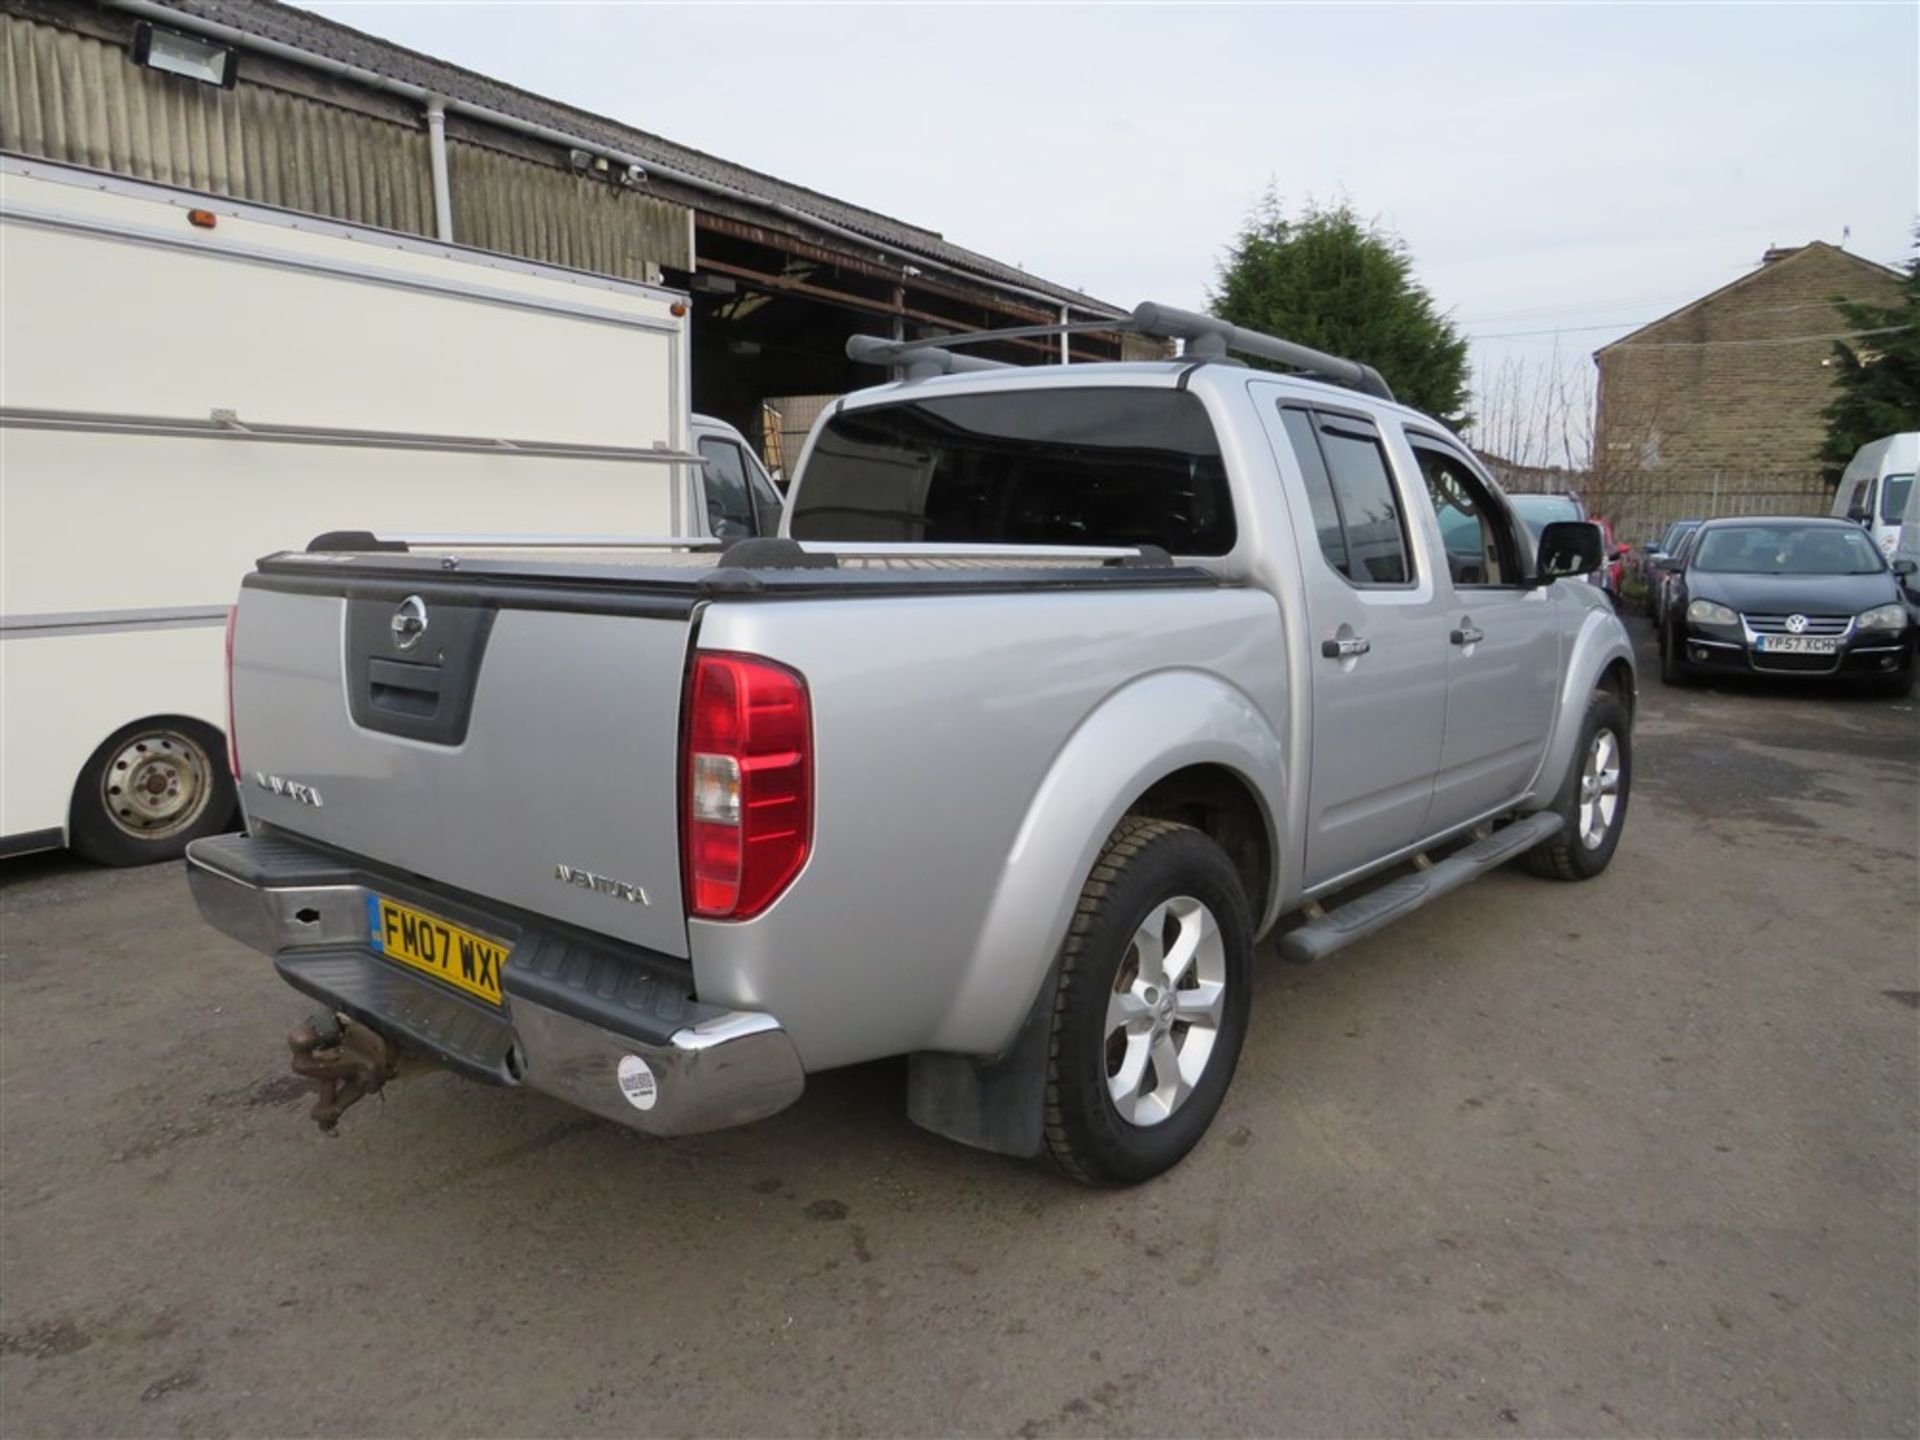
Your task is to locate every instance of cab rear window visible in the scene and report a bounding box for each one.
[789,388,1235,555]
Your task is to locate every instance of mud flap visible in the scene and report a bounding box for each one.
[905,960,1060,1158]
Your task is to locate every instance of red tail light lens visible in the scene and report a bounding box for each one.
[682,652,811,919]
[223,604,241,779]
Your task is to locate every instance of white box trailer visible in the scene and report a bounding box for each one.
[0,155,754,865]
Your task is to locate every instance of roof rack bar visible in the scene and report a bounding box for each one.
[1130,303,1395,402]
[871,318,1143,351]
[845,335,1016,379]
[844,302,1396,404]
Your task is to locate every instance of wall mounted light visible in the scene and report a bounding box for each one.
[132,22,239,88]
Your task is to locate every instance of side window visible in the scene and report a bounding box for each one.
[1847,478,1873,518]
[747,457,783,515]
[1410,441,1520,587]
[1279,409,1349,574]
[1279,406,1414,586]
[697,437,755,539]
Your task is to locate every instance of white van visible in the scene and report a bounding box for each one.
[1831,433,1918,558]
[1894,469,1920,596]
[1,157,775,866]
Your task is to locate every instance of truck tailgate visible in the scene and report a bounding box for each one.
[230,576,694,958]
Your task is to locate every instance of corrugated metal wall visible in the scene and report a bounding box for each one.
[2,10,438,234]
[449,139,689,283]
[0,9,690,276]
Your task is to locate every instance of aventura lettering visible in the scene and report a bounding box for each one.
[554,864,650,906]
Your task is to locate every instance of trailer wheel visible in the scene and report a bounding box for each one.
[68,718,238,867]
[1042,818,1253,1186]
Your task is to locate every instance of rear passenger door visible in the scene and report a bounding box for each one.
[1400,431,1560,828]
[1258,394,1449,890]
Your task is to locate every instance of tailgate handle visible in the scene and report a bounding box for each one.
[368,657,444,717]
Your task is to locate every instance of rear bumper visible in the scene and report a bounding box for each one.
[186,832,804,1137]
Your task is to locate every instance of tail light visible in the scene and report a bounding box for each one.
[681,652,812,920]
[223,604,240,778]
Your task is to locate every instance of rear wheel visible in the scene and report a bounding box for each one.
[68,718,238,866]
[1518,693,1631,881]
[1043,818,1253,1186]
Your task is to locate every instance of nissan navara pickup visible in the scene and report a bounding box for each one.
[187,304,1635,1185]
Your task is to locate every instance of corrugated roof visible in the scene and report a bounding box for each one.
[166,0,1124,315]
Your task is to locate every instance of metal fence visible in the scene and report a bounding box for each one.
[1500,470,1833,545]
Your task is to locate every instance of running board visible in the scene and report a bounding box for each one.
[1277,812,1564,966]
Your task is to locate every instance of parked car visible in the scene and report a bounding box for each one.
[1655,515,1916,694]
[1640,519,1702,611]
[1830,432,1918,559]
[186,304,1635,1186]
[1650,523,1704,627]
[1593,516,1630,602]
[0,156,771,869]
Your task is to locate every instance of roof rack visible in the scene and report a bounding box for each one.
[844,301,1396,402]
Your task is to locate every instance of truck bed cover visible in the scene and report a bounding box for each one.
[250,537,1226,609]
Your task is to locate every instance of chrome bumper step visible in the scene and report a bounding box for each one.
[186,832,806,1136]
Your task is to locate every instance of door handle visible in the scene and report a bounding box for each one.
[1321,636,1371,659]
[1450,625,1485,646]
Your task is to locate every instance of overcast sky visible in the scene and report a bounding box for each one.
[305,1,1916,446]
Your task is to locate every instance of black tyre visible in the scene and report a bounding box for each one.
[1043,817,1253,1187]
[1871,663,1915,699]
[1517,692,1631,881]
[1658,620,1693,686]
[68,717,239,867]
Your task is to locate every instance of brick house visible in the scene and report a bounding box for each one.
[1593,243,1903,483]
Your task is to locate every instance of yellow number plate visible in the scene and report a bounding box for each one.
[367,896,508,1005]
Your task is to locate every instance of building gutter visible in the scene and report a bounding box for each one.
[102,0,1121,323]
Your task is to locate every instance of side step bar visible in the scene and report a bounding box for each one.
[1277,812,1564,966]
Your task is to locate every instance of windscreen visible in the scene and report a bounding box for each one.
[789,388,1236,555]
[1881,474,1914,525]
[1693,523,1885,575]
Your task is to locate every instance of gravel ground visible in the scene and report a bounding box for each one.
[2,621,1915,1438]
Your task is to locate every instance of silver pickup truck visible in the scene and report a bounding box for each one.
[187,307,1635,1185]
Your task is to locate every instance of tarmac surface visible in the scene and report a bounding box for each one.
[3,620,1915,1437]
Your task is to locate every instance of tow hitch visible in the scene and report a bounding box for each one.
[287,1013,405,1133]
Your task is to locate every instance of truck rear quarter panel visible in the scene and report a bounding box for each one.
[689,584,1288,1071]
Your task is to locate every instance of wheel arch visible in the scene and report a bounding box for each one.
[1525,611,1637,810]
[1123,762,1274,938]
[926,668,1285,1061]
[907,674,1281,1159]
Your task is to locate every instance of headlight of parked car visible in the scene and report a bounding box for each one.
[1858,602,1907,631]
[1687,599,1738,626]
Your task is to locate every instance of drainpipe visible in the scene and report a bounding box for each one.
[1059,305,1070,365]
[424,99,453,243]
[101,0,1121,328]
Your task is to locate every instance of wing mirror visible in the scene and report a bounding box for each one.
[1535,520,1605,582]
[1893,557,1918,577]
[1847,506,1873,525]
[1654,555,1684,573]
